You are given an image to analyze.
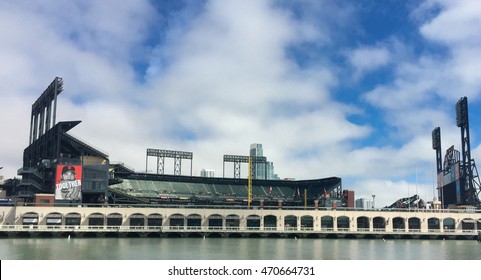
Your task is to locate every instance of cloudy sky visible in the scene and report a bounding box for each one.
[1,0,481,207]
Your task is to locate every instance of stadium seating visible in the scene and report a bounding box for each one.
[109,176,342,206]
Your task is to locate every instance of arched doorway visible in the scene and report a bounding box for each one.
[443,218,455,232]
[393,217,405,231]
[461,218,475,232]
[373,217,386,231]
[428,218,440,232]
[88,213,104,228]
[284,215,297,230]
[357,216,369,231]
[264,215,277,230]
[208,214,223,229]
[321,216,333,230]
[129,213,146,229]
[187,214,202,229]
[246,215,260,229]
[169,214,185,229]
[46,212,62,228]
[65,212,81,228]
[337,216,350,231]
[147,214,163,229]
[106,213,123,228]
[408,217,421,231]
[301,216,314,230]
[22,212,39,229]
[226,214,240,230]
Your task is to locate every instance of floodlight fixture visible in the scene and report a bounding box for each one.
[456,97,468,127]
[432,127,441,150]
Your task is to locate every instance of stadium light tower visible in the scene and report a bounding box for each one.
[432,127,442,174]
[456,97,479,205]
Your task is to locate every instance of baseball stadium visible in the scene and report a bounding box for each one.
[13,77,346,208]
[1,77,481,240]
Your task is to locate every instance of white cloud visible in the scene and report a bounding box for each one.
[419,0,481,47]
[347,46,391,78]
[420,1,481,102]
[134,0,368,179]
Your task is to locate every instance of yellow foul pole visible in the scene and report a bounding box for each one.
[304,189,307,209]
[248,156,252,208]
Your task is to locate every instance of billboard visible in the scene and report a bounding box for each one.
[55,165,82,200]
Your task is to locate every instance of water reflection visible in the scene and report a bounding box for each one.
[0,238,479,260]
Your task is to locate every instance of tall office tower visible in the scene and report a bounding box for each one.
[200,169,215,178]
[266,161,279,180]
[250,143,263,157]
[250,143,265,179]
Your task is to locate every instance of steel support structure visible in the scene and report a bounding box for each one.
[456,97,479,205]
[223,155,267,179]
[146,148,193,176]
[29,77,63,145]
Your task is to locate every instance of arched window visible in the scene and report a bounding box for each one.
[284,215,297,230]
[321,216,333,229]
[357,216,369,230]
[246,215,261,229]
[337,216,350,230]
[428,218,440,231]
[264,215,277,229]
[373,217,386,231]
[393,217,405,230]
[301,216,314,230]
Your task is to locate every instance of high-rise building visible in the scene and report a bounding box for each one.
[249,143,263,157]
[200,169,215,178]
[249,143,279,180]
[266,162,279,180]
[250,143,265,179]
[355,198,373,209]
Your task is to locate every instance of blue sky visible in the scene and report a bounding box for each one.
[1,0,481,207]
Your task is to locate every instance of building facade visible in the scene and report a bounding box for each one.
[356,198,373,209]
[200,169,215,178]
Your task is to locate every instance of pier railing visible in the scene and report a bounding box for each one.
[9,202,481,214]
[1,224,479,236]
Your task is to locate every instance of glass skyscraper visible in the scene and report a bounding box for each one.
[249,143,278,180]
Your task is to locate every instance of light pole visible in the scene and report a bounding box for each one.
[372,194,375,209]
